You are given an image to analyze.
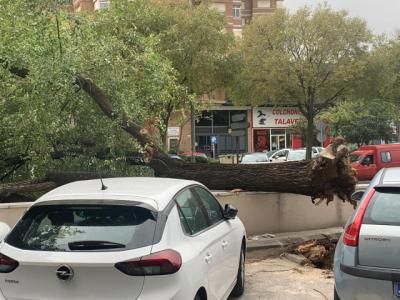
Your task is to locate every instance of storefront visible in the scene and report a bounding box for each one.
[195,108,250,157]
[252,107,304,152]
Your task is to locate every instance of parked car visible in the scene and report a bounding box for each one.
[179,152,209,163]
[268,148,290,162]
[168,154,183,160]
[301,147,325,156]
[241,152,269,164]
[334,167,400,300]
[269,149,318,162]
[0,178,246,300]
[350,144,400,180]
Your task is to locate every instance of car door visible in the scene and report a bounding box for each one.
[175,188,229,300]
[191,186,239,299]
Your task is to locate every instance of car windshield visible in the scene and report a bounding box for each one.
[287,151,306,161]
[6,204,157,252]
[350,154,362,163]
[242,153,268,163]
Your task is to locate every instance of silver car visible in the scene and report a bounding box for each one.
[334,167,400,300]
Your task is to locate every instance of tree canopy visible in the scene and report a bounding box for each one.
[230,6,372,158]
[321,99,399,146]
[0,0,234,182]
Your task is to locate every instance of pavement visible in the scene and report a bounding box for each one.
[235,257,334,300]
[247,227,343,260]
[230,227,343,299]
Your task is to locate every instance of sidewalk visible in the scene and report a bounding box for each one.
[247,227,343,259]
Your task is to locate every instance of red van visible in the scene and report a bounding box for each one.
[350,144,400,180]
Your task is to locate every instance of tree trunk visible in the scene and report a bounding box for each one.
[2,63,357,205]
[150,152,356,204]
[306,115,314,160]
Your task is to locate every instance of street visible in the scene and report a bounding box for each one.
[237,258,334,300]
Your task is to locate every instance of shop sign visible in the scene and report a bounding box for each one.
[167,127,180,137]
[253,107,304,128]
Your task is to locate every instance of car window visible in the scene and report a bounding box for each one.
[192,186,223,225]
[381,151,392,163]
[364,190,400,225]
[175,189,208,235]
[350,154,361,163]
[363,155,374,164]
[6,205,157,252]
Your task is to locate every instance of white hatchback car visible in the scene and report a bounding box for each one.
[0,178,246,300]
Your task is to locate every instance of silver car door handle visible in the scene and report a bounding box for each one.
[222,241,228,249]
[205,253,213,264]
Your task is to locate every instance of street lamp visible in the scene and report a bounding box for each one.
[204,113,215,159]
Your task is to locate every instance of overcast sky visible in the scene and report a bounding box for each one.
[284,0,400,36]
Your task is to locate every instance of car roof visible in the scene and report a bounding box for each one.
[377,168,400,186]
[360,144,400,150]
[36,177,200,211]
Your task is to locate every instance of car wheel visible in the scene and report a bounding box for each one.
[334,288,340,300]
[230,246,245,297]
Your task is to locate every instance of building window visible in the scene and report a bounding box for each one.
[232,5,241,18]
[95,0,109,10]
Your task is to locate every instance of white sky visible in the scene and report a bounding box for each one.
[284,0,400,36]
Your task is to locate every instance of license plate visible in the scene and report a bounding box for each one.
[395,282,400,297]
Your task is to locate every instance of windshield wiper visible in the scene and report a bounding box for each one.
[68,240,126,250]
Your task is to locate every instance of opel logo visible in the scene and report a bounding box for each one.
[56,265,74,281]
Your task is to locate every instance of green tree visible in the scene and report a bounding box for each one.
[0,0,184,180]
[321,100,398,146]
[231,6,371,158]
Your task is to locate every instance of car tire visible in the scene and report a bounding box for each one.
[230,247,245,297]
[334,288,340,300]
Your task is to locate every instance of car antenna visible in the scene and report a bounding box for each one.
[99,174,107,191]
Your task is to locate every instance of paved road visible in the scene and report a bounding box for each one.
[235,258,334,300]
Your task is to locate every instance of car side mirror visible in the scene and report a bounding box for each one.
[223,204,238,220]
[0,222,11,242]
[351,190,364,202]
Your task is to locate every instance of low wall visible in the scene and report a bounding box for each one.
[215,192,354,236]
[0,188,364,236]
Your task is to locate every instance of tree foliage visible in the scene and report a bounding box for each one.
[230,5,371,158]
[0,0,233,182]
[321,100,398,146]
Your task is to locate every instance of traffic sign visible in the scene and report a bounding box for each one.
[232,113,246,122]
[211,136,217,145]
[231,121,249,130]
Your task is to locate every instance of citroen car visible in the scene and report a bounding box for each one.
[334,168,400,300]
[0,177,246,300]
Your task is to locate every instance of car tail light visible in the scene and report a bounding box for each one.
[343,189,375,247]
[115,249,182,276]
[0,253,19,273]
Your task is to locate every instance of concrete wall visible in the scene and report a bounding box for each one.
[0,190,359,236]
[215,192,355,236]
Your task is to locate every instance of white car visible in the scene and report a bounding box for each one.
[268,149,290,162]
[240,152,269,164]
[0,178,246,300]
